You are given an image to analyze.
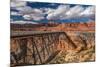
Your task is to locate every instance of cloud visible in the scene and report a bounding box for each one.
[80,6,95,16]
[11,1,46,21]
[11,1,95,22]
[46,5,84,20]
[11,0,26,8]
[47,5,70,20]
[46,5,95,20]
[15,6,33,14]
[44,8,55,14]
[11,11,22,16]
[65,5,84,18]
[11,20,38,24]
[22,8,45,21]
[23,15,31,20]
[23,14,45,21]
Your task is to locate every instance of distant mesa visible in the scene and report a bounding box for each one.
[11,22,95,31]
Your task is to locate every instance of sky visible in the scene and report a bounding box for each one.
[10,0,95,24]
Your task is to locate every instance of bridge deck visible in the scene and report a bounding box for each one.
[11,31,64,38]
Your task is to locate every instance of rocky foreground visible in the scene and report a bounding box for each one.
[49,32,95,64]
[49,46,95,64]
